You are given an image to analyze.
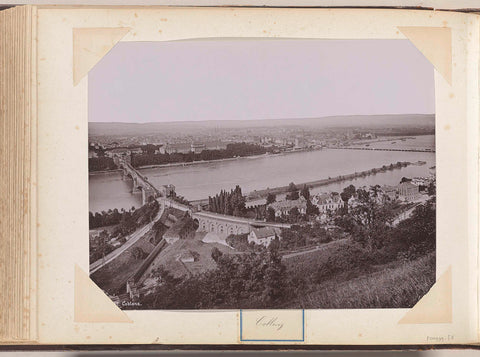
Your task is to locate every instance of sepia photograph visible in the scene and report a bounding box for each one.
[88,39,436,310]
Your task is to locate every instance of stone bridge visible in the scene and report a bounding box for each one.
[118,160,161,205]
[111,156,291,234]
[193,211,291,236]
[161,198,290,236]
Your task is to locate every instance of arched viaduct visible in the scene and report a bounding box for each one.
[161,198,291,235]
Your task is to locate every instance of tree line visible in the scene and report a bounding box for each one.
[130,142,269,168]
[89,157,117,172]
[207,185,246,217]
[89,200,160,264]
[89,199,159,232]
[138,242,290,309]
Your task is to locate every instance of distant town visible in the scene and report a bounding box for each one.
[89,115,436,310]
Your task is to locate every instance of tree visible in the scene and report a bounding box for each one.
[211,247,223,263]
[340,184,356,213]
[300,185,310,200]
[286,190,299,201]
[348,187,395,251]
[392,198,436,257]
[288,207,300,223]
[266,207,276,222]
[288,182,298,192]
[208,186,246,217]
[262,244,288,304]
[306,199,319,216]
[370,185,381,199]
[266,192,276,205]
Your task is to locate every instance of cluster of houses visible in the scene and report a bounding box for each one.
[263,177,432,222]
[89,140,230,159]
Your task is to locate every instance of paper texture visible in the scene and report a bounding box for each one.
[240,310,304,342]
[398,27,452,85]
[74,265,132,323]
[0,5,37,342]
[34,7,480,345]
[399,266,452,324]
[73,27,130,86]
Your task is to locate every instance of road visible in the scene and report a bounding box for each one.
[89,201,165,274]
[282,239,348,260]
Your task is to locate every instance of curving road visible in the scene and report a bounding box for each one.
[89,201,165,275]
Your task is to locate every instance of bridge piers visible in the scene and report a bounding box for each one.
[131,177,141,194]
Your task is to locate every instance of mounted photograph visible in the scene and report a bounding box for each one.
[88,39,436,310]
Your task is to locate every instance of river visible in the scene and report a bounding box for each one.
[89,135,435,213]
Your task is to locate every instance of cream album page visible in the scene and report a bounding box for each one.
[35,6,479,345]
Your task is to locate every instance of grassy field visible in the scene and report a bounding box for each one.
[288,251,435,309]
[139,232,241,280]
[283,239,350,273]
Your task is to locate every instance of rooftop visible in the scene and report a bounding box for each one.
[269,199,307,211]
[251,227,277,239]
[398,181,417,189]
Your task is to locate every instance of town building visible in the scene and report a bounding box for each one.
[161,184,175,197]
[191,142,206,154]
[247,227,278,247]
[268,198,307,217]
[165,143,192,154]
[312,192,343,212]
[411,177,431,187]
[397,181,420,202]
[380,185,398,201]
[294,137,307,150]
[205,141,228,151]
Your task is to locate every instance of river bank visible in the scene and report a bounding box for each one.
[135,148,318,170]
[246,161,412,200]
[89,169,122,176]
[90,143,434,213]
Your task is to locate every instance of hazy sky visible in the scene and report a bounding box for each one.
[89,39,435,123]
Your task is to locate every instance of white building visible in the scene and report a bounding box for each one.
[247,227,278,247]
[268,198,307,217]
[398,181,421,202]
[312,193,343,212]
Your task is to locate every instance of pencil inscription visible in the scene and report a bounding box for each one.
[256,316,284,331]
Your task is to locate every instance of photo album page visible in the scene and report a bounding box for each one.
[21,5,480,345]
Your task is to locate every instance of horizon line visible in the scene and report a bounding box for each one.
[88,113,436,125]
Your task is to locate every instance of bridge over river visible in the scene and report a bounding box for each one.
[113,154,290,236]
[114,156,173,205]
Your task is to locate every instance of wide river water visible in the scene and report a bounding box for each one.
[89,135,435,213]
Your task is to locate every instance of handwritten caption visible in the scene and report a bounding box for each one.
[256,315,284,331]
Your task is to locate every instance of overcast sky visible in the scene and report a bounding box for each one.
[89,39,435,123]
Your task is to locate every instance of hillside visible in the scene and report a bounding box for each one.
[89,114,435,137]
